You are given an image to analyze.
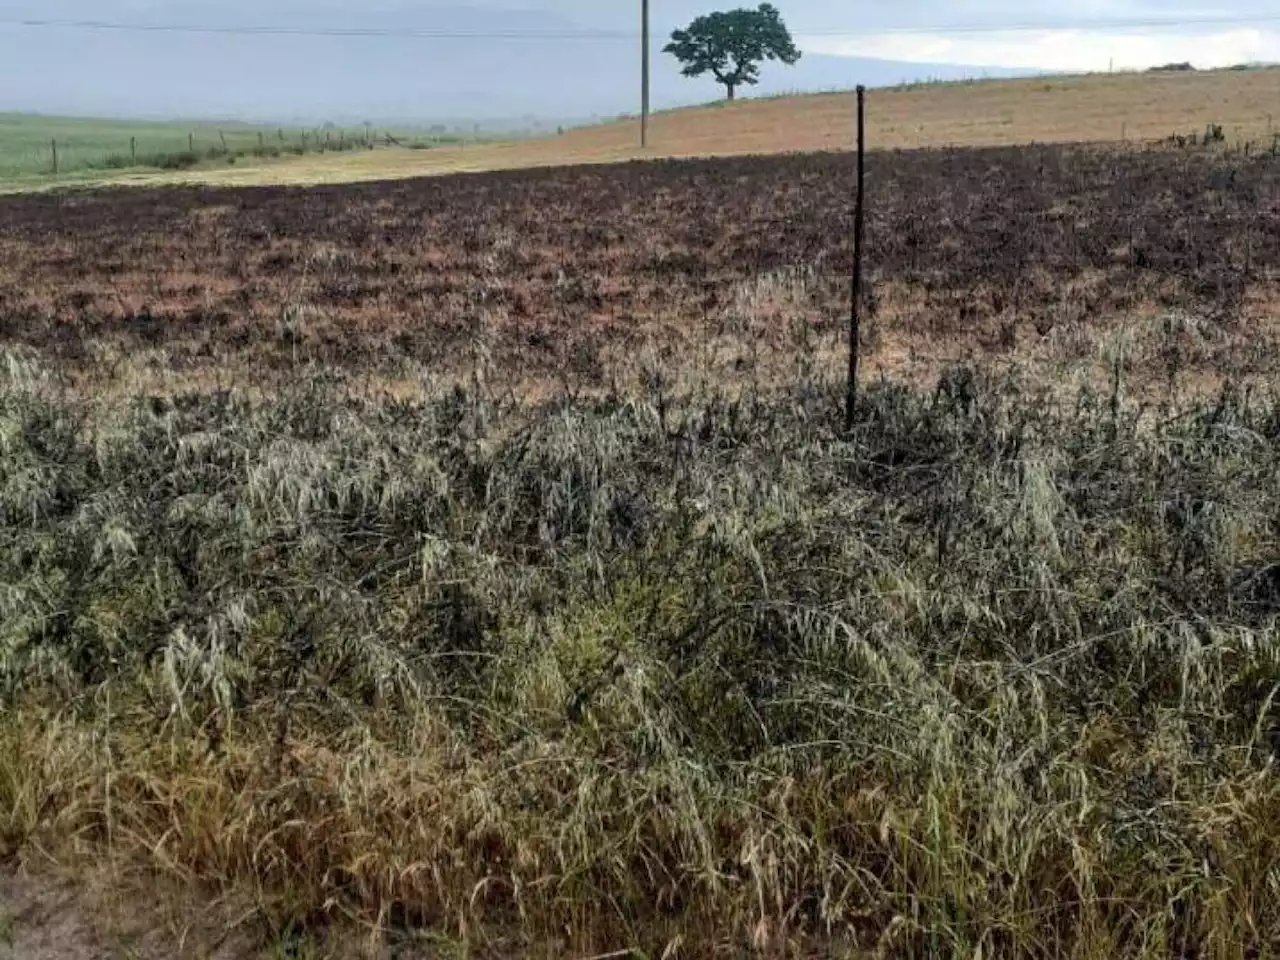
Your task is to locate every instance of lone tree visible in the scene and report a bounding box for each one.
[664,3,801,101]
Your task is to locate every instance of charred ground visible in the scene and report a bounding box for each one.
[0,143,1277,391]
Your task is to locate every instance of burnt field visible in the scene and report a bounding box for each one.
[2,144,1280,958]
[1,142,1278,392]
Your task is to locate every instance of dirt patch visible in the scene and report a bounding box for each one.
[0,865,543,959]
[1,868,135,960]
[0,867,251,960]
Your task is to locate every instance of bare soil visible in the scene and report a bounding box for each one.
[0,860,271,960]
[0,868,159,960]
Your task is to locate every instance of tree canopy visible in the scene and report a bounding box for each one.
[663,4,802,101]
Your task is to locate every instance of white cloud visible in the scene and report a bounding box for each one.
[802,27,1280,71]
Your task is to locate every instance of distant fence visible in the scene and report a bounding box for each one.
[40,126,462,177]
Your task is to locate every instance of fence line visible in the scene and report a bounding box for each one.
[32,125,463,177]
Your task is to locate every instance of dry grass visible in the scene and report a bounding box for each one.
[12,67,1279,192]
[2,338,1279,958]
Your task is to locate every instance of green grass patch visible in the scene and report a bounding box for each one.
[0,113,446,184]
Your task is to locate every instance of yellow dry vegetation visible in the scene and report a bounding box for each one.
[17,66,1280,192]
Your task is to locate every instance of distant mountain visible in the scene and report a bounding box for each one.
[0,6,1027,123]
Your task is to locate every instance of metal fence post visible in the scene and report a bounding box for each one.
[845,85,867,431]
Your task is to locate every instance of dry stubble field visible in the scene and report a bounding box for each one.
[1,130,1279,957]
[24,66,1280,191]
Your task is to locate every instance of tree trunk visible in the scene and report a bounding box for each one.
[725,83,736,101]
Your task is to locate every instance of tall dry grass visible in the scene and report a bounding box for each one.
[1,341,1278,957]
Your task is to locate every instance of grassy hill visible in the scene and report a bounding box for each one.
[4,66,1279,192]
[0,113,471,187]
[0,114,305,179]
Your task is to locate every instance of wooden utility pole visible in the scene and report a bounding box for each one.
[641,0,651,148]
[845,85,867,432]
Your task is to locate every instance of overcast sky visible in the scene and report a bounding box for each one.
[2,1,1276,119]
[8,0,1280,71]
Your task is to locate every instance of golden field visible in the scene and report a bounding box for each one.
[24,66,1278,192]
